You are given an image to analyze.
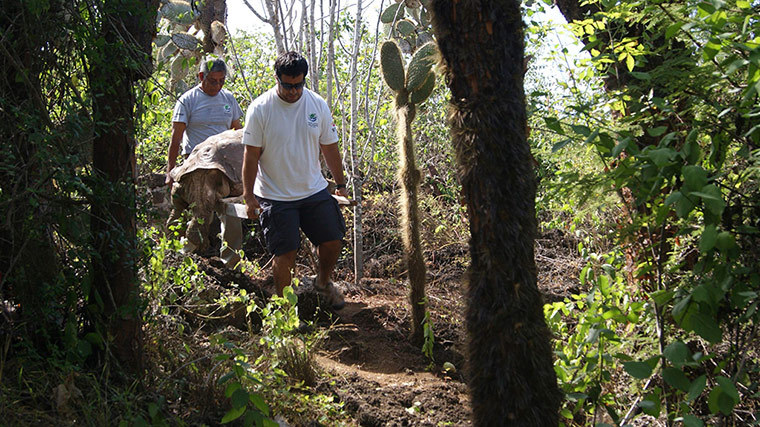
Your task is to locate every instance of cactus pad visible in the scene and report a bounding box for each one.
[171,32,202,51]
[405,41,437,91]
[410,71,435,104]
[395,19,416,38]
[380,41,406,92]
[381,3,404,24]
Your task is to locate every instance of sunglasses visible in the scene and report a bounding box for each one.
[278,78,305,90]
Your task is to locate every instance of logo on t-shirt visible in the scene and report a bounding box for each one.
[307,113,318,128]
[224,104,231,113]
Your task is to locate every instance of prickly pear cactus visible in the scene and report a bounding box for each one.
[381,41,406,93]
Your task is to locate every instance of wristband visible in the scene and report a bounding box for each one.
[336,183,346,189]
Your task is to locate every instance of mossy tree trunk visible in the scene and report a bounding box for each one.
[429,0,562,424]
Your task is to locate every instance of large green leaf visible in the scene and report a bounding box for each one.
[687,375,707,402]
[699,225,719,252]
[682,165,708,191]
[623,361,654,379]
[663,340,691,367]
[691,309,722,343]
[663,367,691,391]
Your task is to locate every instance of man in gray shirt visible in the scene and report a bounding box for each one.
[166,58,244,267]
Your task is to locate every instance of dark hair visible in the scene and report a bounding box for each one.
[274,51,308,79]
[200,57,227,75]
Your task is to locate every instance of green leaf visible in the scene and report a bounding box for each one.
[648,126,668,137]
[639,392,661,416]
[570,124,590,137]
[700,225,719,252]
[552,139,572,152]
[716,231,736,251]
[626,54,635,71]
[716,376,739,403]
[221,406,246,424]
[691,310,722,343]
[681,414,704,427]
[231,388,249,409]
[666,22,684,39]
[249,393,270,416]
[648,147,676,167]
[225,381,242,398]
[630,71,651,80]
[682,165,708,191]
[623,361,654,379]
[675,192,696,218]
[694,184,726,215]
[650,290,675,306]
[611,137,629,157]
[664,341,691,367]
[687,375,707,402]
[543,117,564,134]
[663,367,691,391]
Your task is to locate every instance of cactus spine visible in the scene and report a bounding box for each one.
[380,38,438,345]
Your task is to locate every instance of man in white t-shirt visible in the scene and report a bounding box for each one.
[166,58,245,267]
[241,51,348,309]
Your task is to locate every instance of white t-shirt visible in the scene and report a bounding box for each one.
[242,87,339,201]
[172,85,243,155]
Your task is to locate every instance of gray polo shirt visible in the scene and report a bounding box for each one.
[172,85,243,155]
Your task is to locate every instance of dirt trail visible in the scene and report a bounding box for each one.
[315,290,472,427]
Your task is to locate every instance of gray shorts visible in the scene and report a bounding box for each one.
[255,187,346,256]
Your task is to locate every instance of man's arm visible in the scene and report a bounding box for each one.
[242,145,262,218]
[231,119,242,130]
[321,142,348,197]
[165,121,187,185]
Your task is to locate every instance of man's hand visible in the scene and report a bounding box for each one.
[165,172,174,186]
[335,185,349,198]
[243,193,261,219]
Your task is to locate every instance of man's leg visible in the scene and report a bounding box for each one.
[272,249,297,296]
[316,240,341,289]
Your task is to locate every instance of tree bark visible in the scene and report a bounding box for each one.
[88,0,156,374]
[430,0,562,424]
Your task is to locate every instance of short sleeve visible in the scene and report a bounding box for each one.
[241,103,263,147]
[319,101,339,145]
[171,96,189,124]
[227,92,244,123]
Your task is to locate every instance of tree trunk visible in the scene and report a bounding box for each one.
[349,0,364,285]
[429,0,562,424]
[87,0,156,374]
[198,0,227,55]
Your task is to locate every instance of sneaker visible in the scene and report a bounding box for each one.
[314,280,346,310]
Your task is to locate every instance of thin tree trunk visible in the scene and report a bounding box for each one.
[325,0,337,109]
[198,0,226,54]
[430,0,561,423]
[348,0,363,284]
